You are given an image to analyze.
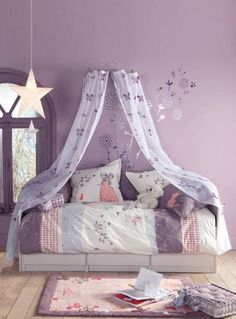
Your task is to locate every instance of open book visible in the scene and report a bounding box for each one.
[114,268,171,307]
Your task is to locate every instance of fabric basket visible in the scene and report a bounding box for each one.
[185,283,236,318]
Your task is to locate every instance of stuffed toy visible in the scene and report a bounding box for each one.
[135,185,164,209]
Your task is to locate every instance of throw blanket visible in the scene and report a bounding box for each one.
[20,202,217,255]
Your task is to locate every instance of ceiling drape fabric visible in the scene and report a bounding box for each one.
[2,69,230,269]
[112,70,231,254]
[4,70,109,262]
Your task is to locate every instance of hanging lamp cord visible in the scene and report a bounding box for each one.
[30,0,33,69]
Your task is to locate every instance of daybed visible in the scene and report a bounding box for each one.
[19,200,217,273]
[4,70,231,273]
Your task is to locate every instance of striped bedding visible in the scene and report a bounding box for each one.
[19,202,217,255]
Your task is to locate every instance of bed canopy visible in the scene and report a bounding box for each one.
[3,70,231,265]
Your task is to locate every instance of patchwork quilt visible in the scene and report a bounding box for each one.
[19,202,217,255]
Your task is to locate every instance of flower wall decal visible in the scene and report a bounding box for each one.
[172,108,183,121]
[105,91,121,111]
[98,134,113,162]
[178,78,189,90]
[98,88,138,169]
[97,68,197,168]
[156,67,197,122]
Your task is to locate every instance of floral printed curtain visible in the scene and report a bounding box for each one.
[112,70,231,254]
[5,71,109,261]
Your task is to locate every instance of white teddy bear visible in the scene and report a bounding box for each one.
[135,185,164,209]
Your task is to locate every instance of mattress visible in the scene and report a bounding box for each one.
[19,201,217,255]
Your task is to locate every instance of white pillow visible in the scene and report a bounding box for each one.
[70,159,123,203]
[126,170,169,194]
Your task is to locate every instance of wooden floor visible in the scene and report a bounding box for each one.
[0,251,236,319]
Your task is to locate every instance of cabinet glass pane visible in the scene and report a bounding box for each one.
[12,129,36,202]
[0,129,3,203]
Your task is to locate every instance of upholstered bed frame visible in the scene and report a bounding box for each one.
[19,252,216,273]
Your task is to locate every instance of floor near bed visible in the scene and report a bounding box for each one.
[0,251,236,319]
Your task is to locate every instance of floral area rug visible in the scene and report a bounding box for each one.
[38,274,211,317]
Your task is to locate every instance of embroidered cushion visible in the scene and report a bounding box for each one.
[125,169,169,194]
[158,184,204,219]
[185,283,236,318]
[70,159,123,203]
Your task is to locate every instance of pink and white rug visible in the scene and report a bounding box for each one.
[38,274,210,317]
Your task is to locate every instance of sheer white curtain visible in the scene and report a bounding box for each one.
[112,70,231,254]
[4,70,109,262]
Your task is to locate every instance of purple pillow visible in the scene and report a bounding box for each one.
[158,184,204,219]
[59,182,72,203]
[120,171,138,200]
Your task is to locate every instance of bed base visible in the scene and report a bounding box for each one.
[19,252,216,273]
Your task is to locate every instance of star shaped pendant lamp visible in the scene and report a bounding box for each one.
[26,120,39,146]
[26,120,39,137]
[11,69,53,118]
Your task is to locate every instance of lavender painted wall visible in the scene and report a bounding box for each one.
[0,0,236,247]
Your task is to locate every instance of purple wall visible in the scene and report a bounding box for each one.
[0,0,236,248]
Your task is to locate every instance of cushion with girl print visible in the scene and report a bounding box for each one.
[70,159,123,203]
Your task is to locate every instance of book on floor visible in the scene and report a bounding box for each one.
[114,293,156,307]
[114,268,171,307]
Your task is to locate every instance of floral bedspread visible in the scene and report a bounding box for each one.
[20,202,217,255]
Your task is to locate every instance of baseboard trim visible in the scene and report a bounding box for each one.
[0,234,7,248]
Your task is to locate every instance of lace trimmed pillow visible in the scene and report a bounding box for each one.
[70,159,123,203]
[158,184,204,219]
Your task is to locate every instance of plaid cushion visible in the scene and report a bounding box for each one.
[37,193,64,212]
